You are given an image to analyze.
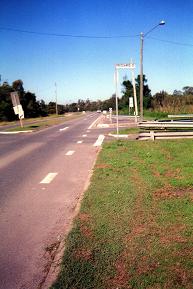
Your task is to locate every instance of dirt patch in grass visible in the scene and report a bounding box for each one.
[80,225,93,238]
[136,260,160,276]
[154,186,193,199]
[78,212,90,222]
[164,168,182,178]
[159,224,187,244]
[107,255,130,289]
[74,249,93,261]
[95,163,112,169]
[166,265,193,289]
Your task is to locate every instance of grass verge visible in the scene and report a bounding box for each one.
[5,113,83,132]
[51,139,193,289]
[111,127,140,135]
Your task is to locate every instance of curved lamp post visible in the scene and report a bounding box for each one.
[140,20,165,121]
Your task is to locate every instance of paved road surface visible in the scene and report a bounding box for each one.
[0,113,105,289]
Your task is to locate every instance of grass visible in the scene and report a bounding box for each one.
[111,127,140,135]
[143,110,168,120]
[7,124,41,132]
[51,139,193,289]
[5,112,83,132]
[118,109,168,120]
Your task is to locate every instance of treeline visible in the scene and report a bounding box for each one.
[0,81,48,121]
[152,87,193,113]
[1,78,193,121]
[0,80,117,121]
[122,76,193,114]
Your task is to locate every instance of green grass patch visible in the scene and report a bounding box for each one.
[51,139,193,289]
[144,110,168,120]
[7,124,40,131]
[111,127,140,135]
[118,109,168,120]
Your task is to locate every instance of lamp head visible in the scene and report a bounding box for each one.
[159,20,165,25]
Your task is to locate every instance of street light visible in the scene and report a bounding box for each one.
[140,20,165,121]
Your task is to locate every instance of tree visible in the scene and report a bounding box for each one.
[121,79,133,109]
[152,91,169,109]
[38,100,48,116]
[12,79,24,92]
[48,102,56,114]
[183,86,193,95]
[0,82,16,121]
[121,74,151,111]
[135,75,152,109]
[173,90,183,96]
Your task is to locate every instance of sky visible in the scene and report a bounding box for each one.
[1,0,193,104]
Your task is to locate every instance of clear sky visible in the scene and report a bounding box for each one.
[1,0,193,104]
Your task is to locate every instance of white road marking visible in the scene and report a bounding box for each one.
[59,126,69,131]
[93,135,105,147]
[40,173,58,184]
[65,150,75,156]
[77,141,83,144]
[82,134,87,137]
[88,115,102,129]
[0,130,33,134]
[97,124,109,128]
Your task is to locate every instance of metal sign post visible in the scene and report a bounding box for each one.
[129,62,138,123]
[115,62,139,135]
[10,92,24,127]
[115,67,119,135]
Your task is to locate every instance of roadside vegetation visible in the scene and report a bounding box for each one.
[51,139,193,289]
[1,78,193,124]
[111,127,140,135]
[6,113,83,132]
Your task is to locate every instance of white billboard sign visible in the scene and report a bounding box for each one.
[129,97,134,108]
[116,63,136,69]
[13,104,24,119]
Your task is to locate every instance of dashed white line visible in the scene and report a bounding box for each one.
[93,135,105,147]
[82,134,87,137]
[40,173,58,184]
[59,126,69,131]
[77,141,83,144]
[65,150,75,156]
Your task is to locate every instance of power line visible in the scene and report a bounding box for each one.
[148,36,193,47]
[0,26,139,39]
[1,26,192,47]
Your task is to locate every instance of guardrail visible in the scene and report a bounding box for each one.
[138,121,193,140]
[138,121,193,129]
[139,130,193,140]
[168,114,193,118]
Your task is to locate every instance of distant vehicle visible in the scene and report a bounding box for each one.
[102,110,107,114]
[97,110,101,113]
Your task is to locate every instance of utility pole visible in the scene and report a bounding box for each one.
[139,21,165,121]
[55,82,58,115]
[140,32,144,121]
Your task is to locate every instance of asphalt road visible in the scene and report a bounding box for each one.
[0,112,105,289]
